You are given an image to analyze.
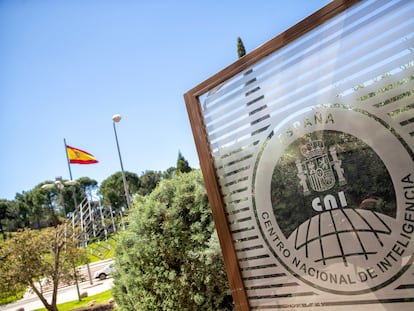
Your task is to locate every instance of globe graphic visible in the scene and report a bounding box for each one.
[287,208,393,267]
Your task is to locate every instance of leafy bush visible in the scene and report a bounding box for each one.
[112,170,233,310]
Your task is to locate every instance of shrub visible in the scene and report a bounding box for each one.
[112,170,233,310]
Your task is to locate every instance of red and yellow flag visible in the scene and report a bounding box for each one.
[66,145,98,164]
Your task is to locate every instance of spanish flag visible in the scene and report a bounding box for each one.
[66,145,99,164]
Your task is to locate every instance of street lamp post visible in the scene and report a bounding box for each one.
[112,114,132,210]
[41,177,93,286]
[41,177,85,299]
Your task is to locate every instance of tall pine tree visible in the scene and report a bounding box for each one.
[237,37,269,134]
[176,151,192,175]
[237,37,246,58]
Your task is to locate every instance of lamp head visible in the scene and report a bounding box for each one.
[112,114,122,122]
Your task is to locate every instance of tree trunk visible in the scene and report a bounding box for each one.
[29,282,58,311]
[47,304,59,311]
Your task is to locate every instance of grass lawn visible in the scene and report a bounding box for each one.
[87,238,116,263]
[0,290,25,306]
[33,289,115,311]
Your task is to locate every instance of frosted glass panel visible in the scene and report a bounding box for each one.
[198,0,414,309]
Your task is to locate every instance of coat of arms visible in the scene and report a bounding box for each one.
[296,139,346,195]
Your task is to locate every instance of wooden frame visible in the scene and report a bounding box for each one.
[184,1,360,310]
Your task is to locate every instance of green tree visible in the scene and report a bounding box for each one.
[26,185,56,228]
[0,197,29,234]
[99,171,140,211]
[13,192,31,229]
[0,223,83,311]
[176,151,192,175]
[138,170,162,196]
[37,182,62,226]
[112,170,233,310]
[162,166,176,180]
[237,37,246,58]
[77,177,98,200]
[0,199,11,239]
[18,190,39,229]
[60,177,98,215]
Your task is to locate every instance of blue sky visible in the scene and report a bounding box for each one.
[0,0,331,200]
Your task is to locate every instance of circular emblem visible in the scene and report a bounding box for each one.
[254,108,414,294]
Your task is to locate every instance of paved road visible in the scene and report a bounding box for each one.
[0,260,114,311]
[78,259,114,284]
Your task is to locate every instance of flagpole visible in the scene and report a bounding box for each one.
[64,138,74,181]
[63,138,94,285]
